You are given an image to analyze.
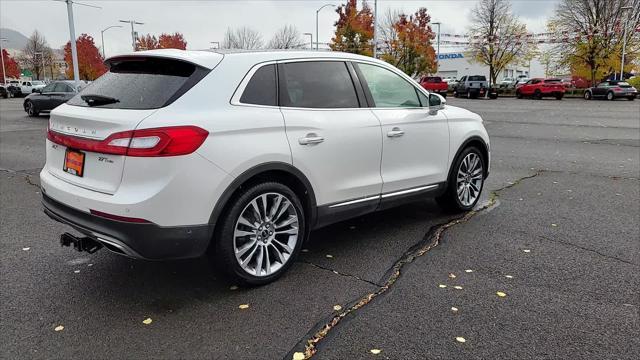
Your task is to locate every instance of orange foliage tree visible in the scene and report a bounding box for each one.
[1,49,21,79]
[330,0,374,56]
[158,33,187,49]
[381,8,436,77]
[64,34,107,80]
[136,34,159,50]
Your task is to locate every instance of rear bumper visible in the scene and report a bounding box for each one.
[42,193,214,260]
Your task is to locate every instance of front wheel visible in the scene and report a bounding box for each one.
[436,147,485,213]
[534,90,542,99]
[516,90,522,99]
[211,182,306,285]
[25,101,39,117]
[584,91,592,100]
[607,91,614,101]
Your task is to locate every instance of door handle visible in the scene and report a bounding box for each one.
[299,133,325,145]
[387,127,405,138]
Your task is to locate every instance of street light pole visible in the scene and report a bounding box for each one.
[119,19,144,51]
[316,4,335,50]
[373,0,378,58]
[303,33,313,50]
[101,25,123,58]
[620,6,632,81]
[0,38,7,84]
[433,22,441,74]
[66,0,80,84]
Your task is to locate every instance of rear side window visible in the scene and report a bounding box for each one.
[67,57,208,109]
[240,64,277,106]
[468,76,486,81]
[279,61,359,108]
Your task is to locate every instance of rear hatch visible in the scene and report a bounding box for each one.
[46,56,212,194]
[543,79,564,91]
[468,75,487,88]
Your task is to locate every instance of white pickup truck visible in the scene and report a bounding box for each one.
[19,80,46,96]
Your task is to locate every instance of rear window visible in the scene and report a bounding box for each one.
[544,79,561,83]
[616,82,631,87]
[67,57,208,109]
[425,77,442,83]
[468,76,486,81]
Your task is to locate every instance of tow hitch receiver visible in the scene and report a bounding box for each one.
[60,232,103,254]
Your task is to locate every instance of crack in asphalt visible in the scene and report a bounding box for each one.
[300,260,382,288]
[24,174,41,189]
[287,170,544,360]
[531,232,637,266]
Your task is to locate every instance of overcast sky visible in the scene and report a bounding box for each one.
[1,0,558,57]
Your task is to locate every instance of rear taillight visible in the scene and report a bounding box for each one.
[47,126,208,157]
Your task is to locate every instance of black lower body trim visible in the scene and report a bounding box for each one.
[42,194,213,260]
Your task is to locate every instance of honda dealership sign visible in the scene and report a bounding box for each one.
[438,53,465,60]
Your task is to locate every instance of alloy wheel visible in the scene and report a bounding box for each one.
[456,153,483,207]
[233,192,299,277]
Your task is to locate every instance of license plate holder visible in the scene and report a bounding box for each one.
[63,149,85,177]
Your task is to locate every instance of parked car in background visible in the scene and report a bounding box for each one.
[19,80,46,96]
[583,81,637,101]
[444,78,459,91]
[419,76,448,97]
[499,78,515,88]
[453,75,488,99]
[23,81,80,116]
[516,78,565,100]
[514,77,530,86]
[41,49,490,285]
[571,76,590,89]
[0,84,8,99]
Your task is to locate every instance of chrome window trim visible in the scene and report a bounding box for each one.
[381,184,439,199]
[329,195,380,208]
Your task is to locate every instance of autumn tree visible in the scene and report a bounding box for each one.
[21,30,50,80]
[331,0,374,56]
[466,0,534,87]
[380,8,437,77]
[548,0,640,84]
[0,49,21,79]
[64,34,107,81]
[222,27,263,49]
[136,34,159,50]
[268,25,305,49]
[158,33,187,49]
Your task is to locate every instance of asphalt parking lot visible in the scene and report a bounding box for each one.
[1,96,638,359]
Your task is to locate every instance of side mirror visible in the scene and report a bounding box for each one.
[428,93,446,115]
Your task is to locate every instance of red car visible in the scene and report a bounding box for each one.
[419,76,448,97]
[516,78,565,100]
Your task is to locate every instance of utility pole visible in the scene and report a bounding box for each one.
[372,0,378,58]
[433,22,441,74]
[119,19,144,51]
[620,6,632,81]
[101,25,122,58]
[316,4,335,50]
[0,38,7,84]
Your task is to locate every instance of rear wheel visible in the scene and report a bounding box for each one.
[607,91,614,101]
[211,182,306,285]
[516,90,522,99]
[628,96,635,101]
[453,90,459,98]
[584,91,592,100]
[534,89,542,99]
[436,147,485,213]
[25,101,39,117]
[556,94,563,100]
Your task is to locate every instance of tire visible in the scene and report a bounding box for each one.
[584,91,592,100]
[534,90,542,100]
[467,91,471,99]
[453,90,459,98]
[607,91,614,101]
[516,90,522,99]
[556,94,563,100]
[628,96,635,101]
[25,101,39,117]
[211,182,306,286]
[436,146,485,213]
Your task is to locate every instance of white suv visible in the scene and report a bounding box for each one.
[41,49,490,285]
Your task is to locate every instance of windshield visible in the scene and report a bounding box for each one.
[469,76,486,81]
[31,81,44,85]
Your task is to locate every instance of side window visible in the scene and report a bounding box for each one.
[597,82,607,88]
[279,61,359,108]
[417,90,429,107]
[52,83,66,92]
[42,83,56,93]
[239,64,277,106]
[356,63,420,108]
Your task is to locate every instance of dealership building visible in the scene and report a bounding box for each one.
[434,52,537,83]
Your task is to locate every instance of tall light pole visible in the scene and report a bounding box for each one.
[0,38,7,84]
[101,25,122,58]
[303,33,313,50]
[119,19,144,51]
[620,6,632,81]
[433,22,441,74]
[373,0,378,58]
[34,52,46,80]
[316,4,335,50]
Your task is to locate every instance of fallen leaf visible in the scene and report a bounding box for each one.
[464,269,473,273]
[22,247,30,251]
[74,270,80,274]
[518,198,524,201]
[301,249,309,253]
[333,305,342,311]
[448,273,456,279]
[229,285,239,291]
[142,318,152,325]
[551,223,558,227]
[523,249,531,253]
[325,254,333,258]
[87,263,93,267]
[438,284,447,288]
[453,286,463,290]
[370,349,382,354]
[455,337,466,343]
[292,352,305,360]
[238,304,250,310]
[349,226,356,230]
[451,307,459,312]
[496,291,507,297]
[505,275,514,279]
[54,325,64,332]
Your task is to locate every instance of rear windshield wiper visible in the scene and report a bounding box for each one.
[81,94,120,106]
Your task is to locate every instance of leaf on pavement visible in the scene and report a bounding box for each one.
[333,305,342,311]
[370,349,382,354]
[451,307,459,312]
[464,269,473,273]
[551,223,558,227]
[496,291,507,297]
[325,254,333,258]
[438,284,447,288]
[455,337,466,343]
[301,249,309,253]
[453,286,463,290]
[142,318,153,325]
[523,249,531,253]
[238,304,250,310]
[74,270,80,274]
[505,275,514,279]
[229,285,239,291]
[22,247,30,251]
[292,352,305,360]
[54,325,64,332]
[448,273,457,279]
